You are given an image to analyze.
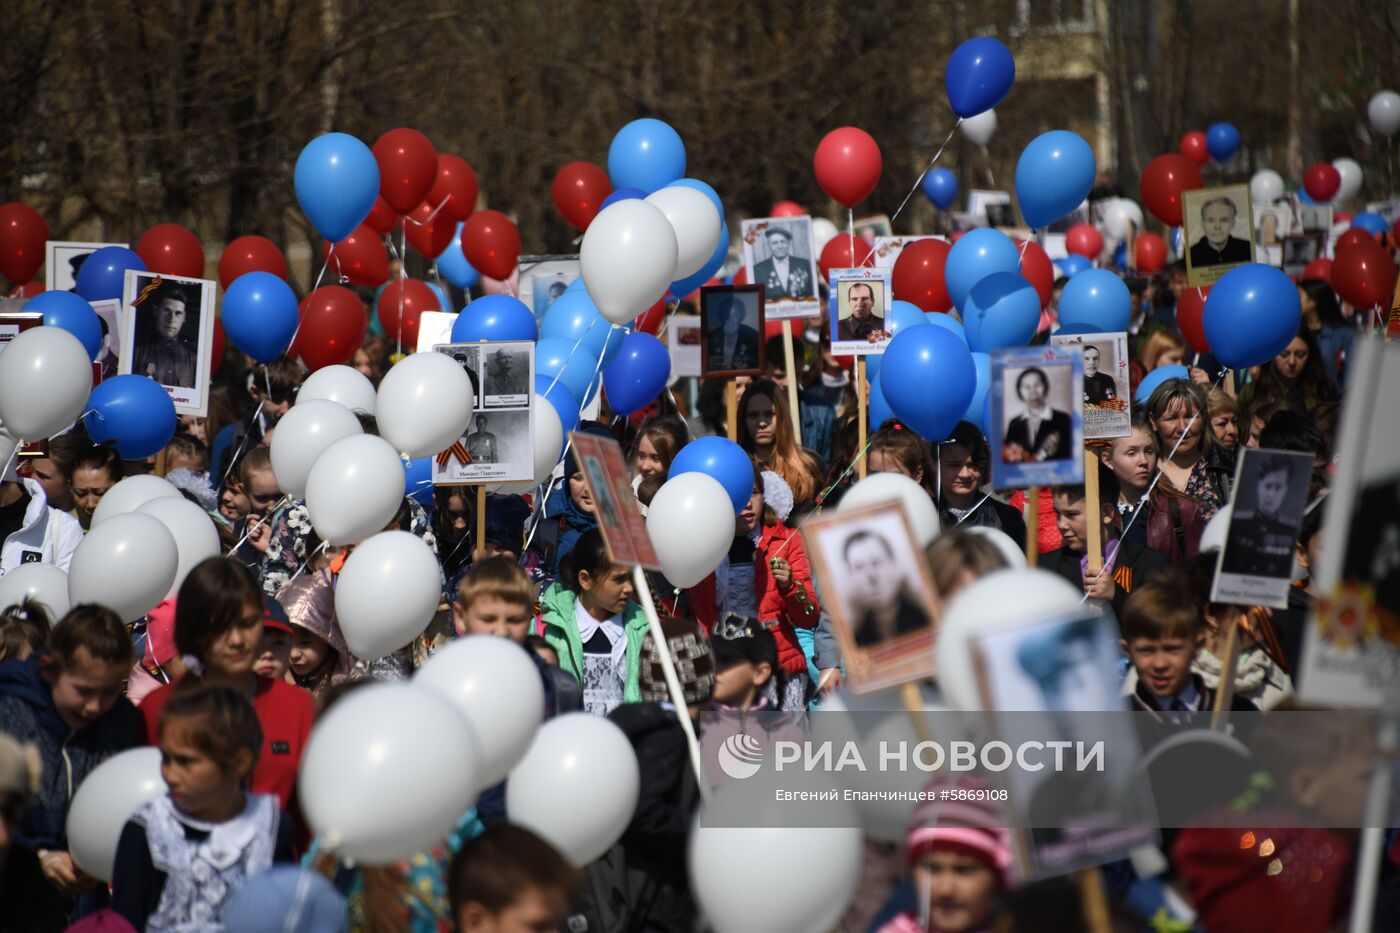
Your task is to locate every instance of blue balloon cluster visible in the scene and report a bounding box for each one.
[922,168,958,211]
[294,133,379,242]
[536,375,580,445]
[961,272,1040,352]
[452,295,537,343]
[540,289,625,367]
[222,271,299,362]
[84,375,177,459]
[945,37,1015,119]
[537,337,601,407]
[945,228,1020,311]
[1015,130,1095,229]
[963,351,992,433]
[607,119,685,194]
[602,332,670,416]
[25,291,103,360]
[1352,212,1388,236]
[670,436,752,513]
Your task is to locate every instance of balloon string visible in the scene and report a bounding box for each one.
[404,195,452,227]
[275,540,330,596]
[890,119,964,226]
[219,402,267,489]
[847,209,855,267]
[289,245,338,354]
[396,226,408,358]
[651,298,679,342]
[981,144,996,189]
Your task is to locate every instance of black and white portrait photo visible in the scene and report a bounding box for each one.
[990,347,1084,490]
[481,345,530,404]
[1050,331,1130,440]
[1282,234,1323,278]
[854,214,893,245]
[45,241,127,293]
[118,271,214,416]
[432,339,535,484]
[741,216,819,320]
[439,344,483,399]
[829,267,893,357]
[700,284,764,377]
[1003,367,1073,462]
[1183,185,1256,287]
[90,299,123,382]
[1214,448,1313,608]
[1297,202,1333,234]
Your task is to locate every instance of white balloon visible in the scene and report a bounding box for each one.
[1199,503,1231,554]
[67,748,166,881]
[581,200,679,325]
[297,364,377,415]
[935,567,1085,711]
[304,434,405,546]
[645,186,722,280]
[507,713,640,866]
[529,395,564,485]
[134,497,221,600]
[961,108,998,146]
[299,684,479,864]
[376,352,475,459]
[68,512,178,621]
[1369,90,1400,137]
[963,526,1028,569]
[0,327,93,442]
[645,472,735,588]
[415,636,545,787]
[90,475,182,528]
[812,217,839,253]
[1249,169,1285,207]
[1332,158,1363,205]
[1101,198,1144,241]
[269,399,363,499]
[0,562,70,618]
[838,472,941,546]
[334,530,441,659]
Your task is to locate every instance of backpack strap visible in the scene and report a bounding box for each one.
[1167,496,1186,558]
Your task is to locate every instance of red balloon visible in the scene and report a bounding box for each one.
[293,285,368,371]
[1065,223,1104,260]
[1335,228,1373,255]
[813,127,882,208]
[5,281,43,299]
[326,225,389,287]
[1334,212,1354,227]
[891,238,951,312]
[365,196,399,236]
[1015,239,1055,308]
[731,265,749,286]
[1303,162,1341,202]
[461,210,520,281]
[1139,154,1203,227]
[1178,131,1209,166]
[218,236,287,289]
[375,278,441,348]
[1175,285,1211,353]
[0,203,48,285]
[635,297,668,335]
[373,128,439,215]
[1135,232,1168,274]
[770,200,807,218]
[818,234,873,279]
[211,316,225,375]
[551,162,612,231]
[429,154,479,226]
[1331,238,1398,309]
[1301,258,1332,283]
[404,201,455,260]
[135,224,205,278]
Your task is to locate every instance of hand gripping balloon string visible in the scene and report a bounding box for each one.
[890,119,964,226]
[225,494,292,556]
[1079,373,1224,604]
[275,540,330,596]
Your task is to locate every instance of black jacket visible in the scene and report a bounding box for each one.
[938,494,1027,550]
[1037,537,1171,618]
[1005,408,1073,462]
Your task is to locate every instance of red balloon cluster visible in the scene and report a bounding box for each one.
[770,200,807,218]
[327,225,389,287]
[552,162,612,231]
[818,233,873,279]
[1178,131,1209,166]
[461,210,521,280]
[218,236,288,289]
[429,154,479,225]
[1134,232,1168,274]
[1303,162,1341,202]
[376,278,442,348]
[293,286,368,371]
[405,201,454,259]
[136,224,205,278]
[1175,285,1211,353]
[814,128,882,208]
[0,203,48,285]
[373,128,439,215]
[1332,234,1397,309]
[1065,223,1103,260]
[891,239,951,312]
[1139,154,1203,227]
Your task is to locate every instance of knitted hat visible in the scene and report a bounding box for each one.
[760,470,794,523]
[905,776,1014,889]
[638,616,716,705]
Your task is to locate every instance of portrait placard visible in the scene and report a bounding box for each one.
[854,214,893,245]
[1282,234,1324,278]
[430,340,535,485]
[569,431,661,571]
[519,256,580,324]
[118,271,215,416]
[989,346,1084,490]
[1183,185,1256,287]
[668,313,702,378]
[741,217,820,321]
[828,266,894,357]
[1212,448,1313,609]
[1049,331,1130,440]
[90,299,122,382]
[699,285,765,378]
[415,311,458,353]
[45,241,127,293]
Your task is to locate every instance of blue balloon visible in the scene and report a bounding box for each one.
[452,295,538,342]
[963,351,991,433]
[1170,227,1183,255]
[946,228,1020,311]
[1057,268,1131,333]
[600,187,647,211]
[1056,254,1092,278]
[536,337,601,406]
[426,282,450,311]
[1015,130,1096,229]
[1134,365,1190,405]
[670,436,752,513]
[1111,241,1128,271]
[945,37,1016,119]
[961,272,1041,352]
[607,119,686,194]
[24,291,102,360]
[436,224,480,289]
[566,277,588,293]
[294,132,379,242]
[402,455,434,507]
[1206,122,1240,162]
[1202,263,1301,369]
[887,300,930,339]
[1297,188,1318,207]
[869,371,896,431]
[74,246,146,303]
[921,168,958,210]
[535,375,580,442]
[924,311,968,344]
[602,332,670,416]
[670,221,729,297]
[880,325,977,442]
[1052,320,1103,336]
[83,375,177,459]
[1353,212,1388,236]
[222,271,299,362]
[224,867,346,933]
[540,291,624,366]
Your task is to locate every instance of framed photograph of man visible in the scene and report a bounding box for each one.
[118,271,214,416]
[829,266,894,357]
[1282,234,1323,278]
[1213,448,1312,608]
[519,257,580,323]
[740,216,820,320]
[699,284,765,378]
[854,214,893,246]
[1297,202,1333,235]
[1183,185,1256,287]
[989,346,1084,490]
[1049,331,1130,440]
[968,189,1012,224]
[569,430,661,570]
[431,340,535,484]
[801,500,940,694]
[45,241,127,293]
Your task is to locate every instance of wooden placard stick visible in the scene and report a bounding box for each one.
[1387,270,1400,340]
[1083,449,1102,577]
[856,357,868,480]
[726,379,738,442]
[1024,488,1040,564]
[474,485,487,560]
[1078,867,1113,933]
[1209,612,1242,731]
[154,448,168,478]
[781,320,801,441]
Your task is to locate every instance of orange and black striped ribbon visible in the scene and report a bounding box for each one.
[436,441,471,467]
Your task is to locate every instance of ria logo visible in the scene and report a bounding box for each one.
[717,733,764,780]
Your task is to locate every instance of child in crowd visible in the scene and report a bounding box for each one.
[162,432,208,475]
[210,357,302,484]
[251,599,294,684]
[709,617,776,711]
[452,555,537,642]
[0,599,51,662]
[112,681,294,930]
[279,572,351,702]
[448,825,581,933]
[234,447,283,560]
[933,422,1027,547]
[537,422,611,575]
[632,415,688,484]
[1100,419,1205,568]
[868,423,937,499]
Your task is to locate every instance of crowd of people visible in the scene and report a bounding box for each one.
[0,233,1395,933]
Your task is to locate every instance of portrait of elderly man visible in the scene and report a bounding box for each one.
[752,225,814,300]
[1189,195,1252,268]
